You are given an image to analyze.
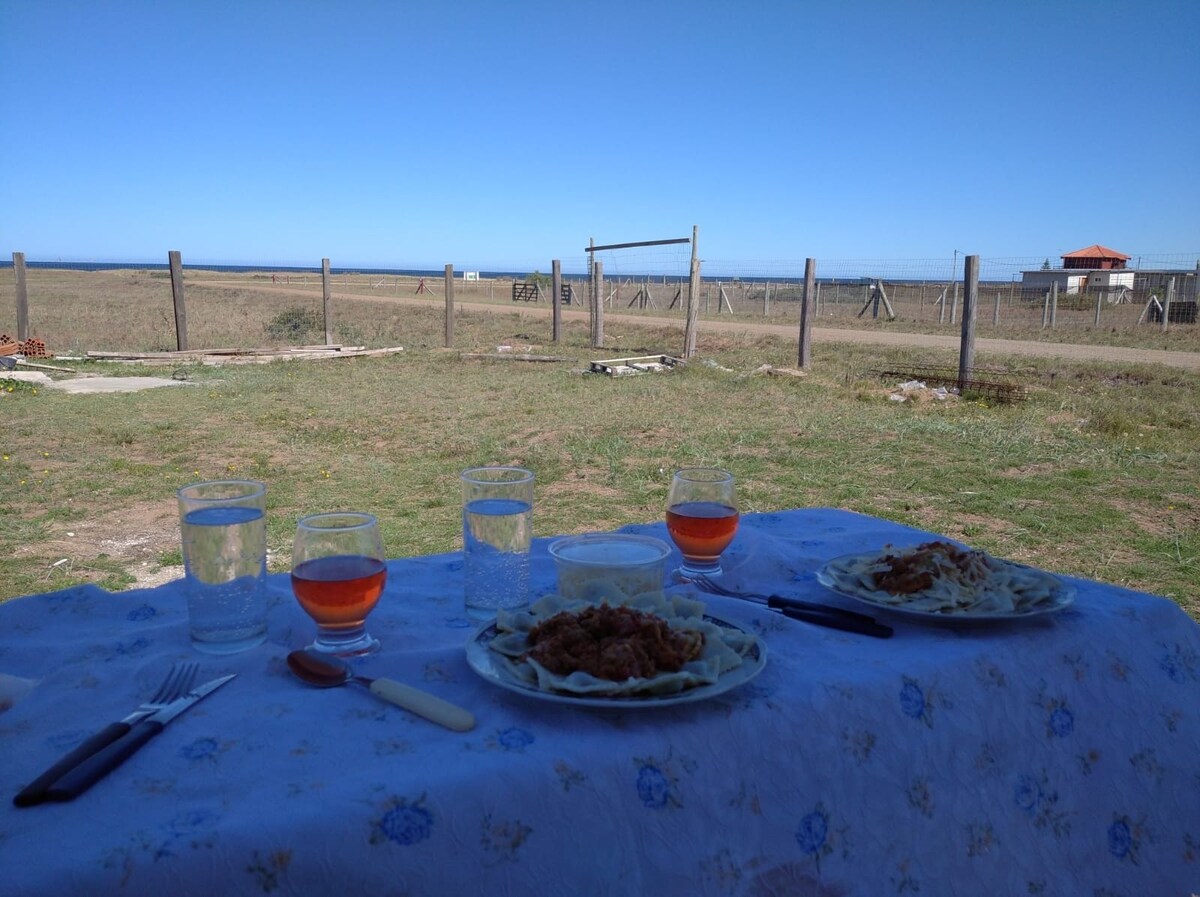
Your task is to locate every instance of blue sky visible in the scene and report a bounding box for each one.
[1,0,1197,275]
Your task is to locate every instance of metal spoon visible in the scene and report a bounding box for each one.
[286,649,475,732]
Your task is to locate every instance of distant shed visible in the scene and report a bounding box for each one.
[1061,244,1130,270]
[1022,243,1136,295]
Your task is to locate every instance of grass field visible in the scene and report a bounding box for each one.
[1,273,1197,619]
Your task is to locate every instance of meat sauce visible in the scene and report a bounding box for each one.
[526,604,704,682]
[873,540,988,595]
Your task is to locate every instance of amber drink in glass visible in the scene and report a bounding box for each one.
[666,468,739,579]
[291,512,386,656]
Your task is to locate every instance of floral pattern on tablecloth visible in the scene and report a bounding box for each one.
[0,509,1197,897]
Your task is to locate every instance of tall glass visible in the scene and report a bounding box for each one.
[461,466,534,620]
[178,479,269,654]
[665,468,739,579]
[291,512,386,656]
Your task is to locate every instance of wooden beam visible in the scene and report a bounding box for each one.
[321,257,333,344]
[169,250,188,350]
[444,264,455,348]
[551,259,562,343]
[958,254,979,389]
[12,252,28,341]
[584,237,690,253]
[798,258,815,368]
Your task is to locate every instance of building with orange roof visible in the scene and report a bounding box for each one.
[1061,245,1131,270]
[1022,243,1136,295]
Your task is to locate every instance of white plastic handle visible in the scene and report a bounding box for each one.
[369,678,476,732]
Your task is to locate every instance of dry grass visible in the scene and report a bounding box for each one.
[2,268,1198,354]
[0,271,1197,620]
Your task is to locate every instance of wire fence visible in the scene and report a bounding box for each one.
[1,252,1197,355]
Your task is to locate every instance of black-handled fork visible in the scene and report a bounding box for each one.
[13,662,199,807]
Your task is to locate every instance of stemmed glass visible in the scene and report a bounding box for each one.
[291,512,387,656]
[665,468,740,580]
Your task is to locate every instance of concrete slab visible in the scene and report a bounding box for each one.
[1,372,192,394]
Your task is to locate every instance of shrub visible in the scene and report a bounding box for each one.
[264,307,323,343]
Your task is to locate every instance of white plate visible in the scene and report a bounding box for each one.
[817,550,1075,623]
[465,615,767,708]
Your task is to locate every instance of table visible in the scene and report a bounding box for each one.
[2,509,1198,896]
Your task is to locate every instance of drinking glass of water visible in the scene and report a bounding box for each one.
[461,466,534,620]
[291,512,387,656]
[665,468,739,580]
[178,479,269,654]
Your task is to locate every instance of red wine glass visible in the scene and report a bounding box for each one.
[291,512,386,657]
[665,468,739,580]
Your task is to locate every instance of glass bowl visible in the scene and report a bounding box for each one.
[548,533,672,602]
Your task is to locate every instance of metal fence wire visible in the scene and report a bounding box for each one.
[0,253,1196,354]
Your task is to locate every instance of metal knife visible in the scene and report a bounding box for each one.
[774,605,894,638]
[15,688,192,808]
[41,674,236,803]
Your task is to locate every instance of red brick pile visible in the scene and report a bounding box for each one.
[0,335,49,357]
[19,338,48,358]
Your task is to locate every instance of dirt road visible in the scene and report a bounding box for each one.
[202,280,1200,371]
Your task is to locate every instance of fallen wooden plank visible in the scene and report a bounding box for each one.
[86,345,364,360]
[17,359,78,373]
[754,364,807,378]
[89,346,405,366]
[462,353,571,363]
[588,354,682,376]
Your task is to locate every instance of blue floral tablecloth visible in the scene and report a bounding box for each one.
[1,509,1198,896]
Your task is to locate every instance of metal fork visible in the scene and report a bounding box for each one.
[690,573,894,638]
[13,662,200,807]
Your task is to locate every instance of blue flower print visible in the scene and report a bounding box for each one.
[1014,775,1042,813]
[372,796,434,846]
[1158,643,1198,683]
[497,727,534,751]
[113,636,151,657]
[796,809,829,855]
[1048,706,1074,737]
[637,765,672,809]
[900,680,925,719]
[1107,819,1132,859]
[181,738,219,761]
[169,808,220,837]
[126,604,158,622]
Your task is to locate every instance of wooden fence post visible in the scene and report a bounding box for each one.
[169,250,188,350]
[321,258,333,345]
[1050,281,1058,328]
[1093,290,1104,328]
[799,258,816,368]
[551,260,562,343]
[683,225,699,358]
[958,255,979,390]
[444,264,455,348]
[992,289,1001,327]
[12,252,29,341]
[1162,277,1175,332]
[592,260,604,349]
[683,256,700,358]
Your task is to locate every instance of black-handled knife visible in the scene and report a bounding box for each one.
[34,674,235,804]
[14,721,141,807]
[766,595,879,625]
[775,606,894,639]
